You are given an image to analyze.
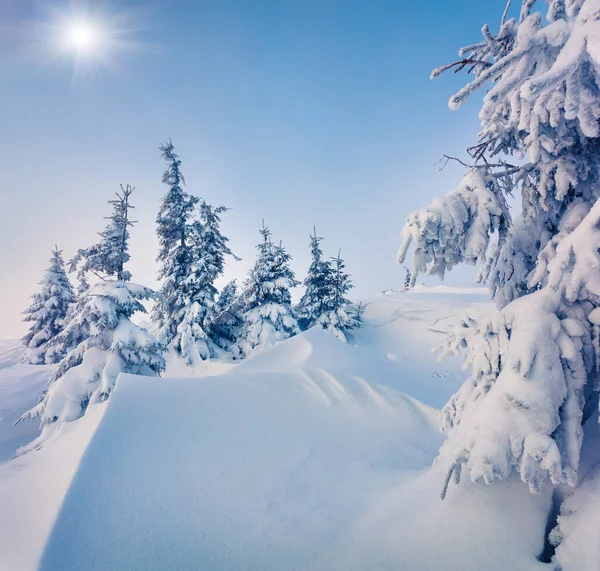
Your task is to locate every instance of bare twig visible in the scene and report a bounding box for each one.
[432,59,492,79]
[435,154,474,171]
[501,0,512,26]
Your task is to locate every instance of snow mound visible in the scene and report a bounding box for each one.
[40,371,441,571]
[7,286,544,571]
[238,288,491,410]
[322,466,551,571]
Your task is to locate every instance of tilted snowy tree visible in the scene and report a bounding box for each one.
[22,246,75,365]
[19,185,164,451]
[397,0,600,502]
[234,223,299,358]
[174,201,239,365]
[296,227,335,330]
[152,140,200,345]
[318,251,358,343]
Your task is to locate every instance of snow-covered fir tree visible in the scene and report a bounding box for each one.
[320,251,358,342]
[174,201,238,365]
[397,0,600,520]
[19,186,164,451]
[152,140,199,345]
[215,279,239,316]
[22,246,75,365]
[209,279,242,350]
[296,227,335,330]
[296,231,358,342]
[70,184,135,282]
[234,223,299,358]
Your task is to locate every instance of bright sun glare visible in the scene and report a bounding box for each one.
[17,2,150,79]
[65,21,102,54]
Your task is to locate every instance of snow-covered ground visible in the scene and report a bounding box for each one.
[0,287,561,570]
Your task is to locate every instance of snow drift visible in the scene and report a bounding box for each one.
[1,288,575,570]
[39,371,441,571]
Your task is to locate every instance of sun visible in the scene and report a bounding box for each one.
[64,21,102,55]
[14,2,152,79]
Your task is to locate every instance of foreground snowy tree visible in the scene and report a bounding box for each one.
[152,140,200,345]
[234,223,299,358]
[19,186,164,451]
[398,0,600,507]
[22,246,75,364]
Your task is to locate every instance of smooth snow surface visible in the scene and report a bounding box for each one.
[0,341,52,463]
[0,288,557,570]
[41,372,441,571]
[0,387,105,570]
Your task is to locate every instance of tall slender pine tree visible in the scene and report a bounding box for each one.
[152,140,199,344]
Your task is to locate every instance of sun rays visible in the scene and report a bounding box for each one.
[11,1,153,80]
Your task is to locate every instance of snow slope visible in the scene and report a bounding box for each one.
[0,287,558,570]
[0,341,108,570]
[0,341,53,464]
[237,285,490,409]
[40,372,442,571]
[0,404,105,571]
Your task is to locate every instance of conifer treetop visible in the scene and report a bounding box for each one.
[70,184,136,283]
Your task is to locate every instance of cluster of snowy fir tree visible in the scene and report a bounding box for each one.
[398,0,600,562]
[19,140,360,450]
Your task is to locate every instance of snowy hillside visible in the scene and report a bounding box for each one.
[0,287,567,570]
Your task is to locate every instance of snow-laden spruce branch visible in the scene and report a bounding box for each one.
[398,0,600,517]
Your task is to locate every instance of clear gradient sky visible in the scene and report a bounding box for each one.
[1,0,511,338]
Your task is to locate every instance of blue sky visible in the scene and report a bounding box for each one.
[0,0,513,337]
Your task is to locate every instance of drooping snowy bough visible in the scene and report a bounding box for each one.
[398,0,600,507]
